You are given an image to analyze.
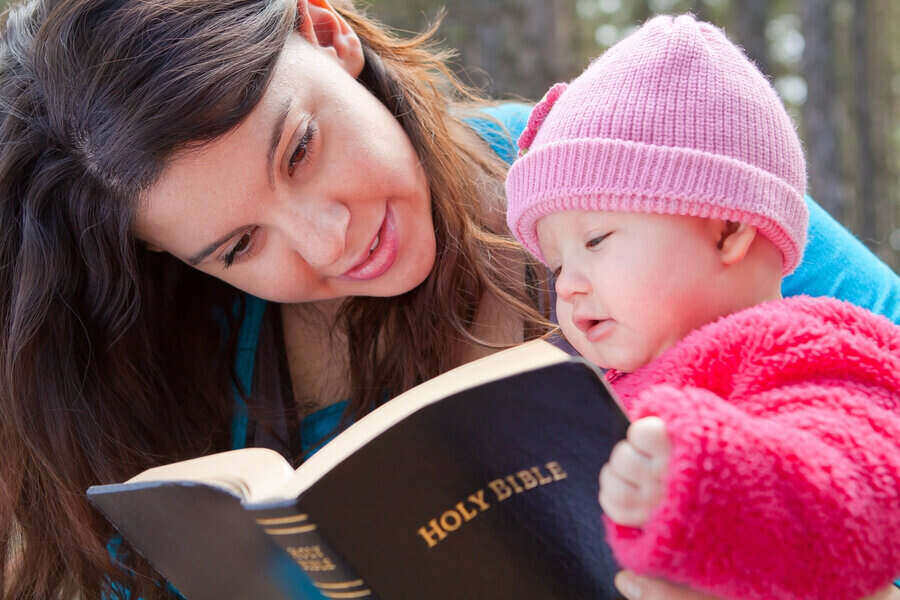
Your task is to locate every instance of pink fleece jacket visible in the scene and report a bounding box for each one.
[605,296,900,600]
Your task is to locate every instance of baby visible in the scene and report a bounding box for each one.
[505,14,899,600]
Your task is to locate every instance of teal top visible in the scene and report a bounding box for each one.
[231,102,900,455]
[228,104,900,597]
[106,103,900,599]
[228,103,535,453]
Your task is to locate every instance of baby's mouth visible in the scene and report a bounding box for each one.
[574,317,604,334]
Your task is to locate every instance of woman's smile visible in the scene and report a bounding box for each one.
[135,33,435,303]
[341,205,398,280]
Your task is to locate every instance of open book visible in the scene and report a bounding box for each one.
[87,340,630,600]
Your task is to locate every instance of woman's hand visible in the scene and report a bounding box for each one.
[614,570,900,600]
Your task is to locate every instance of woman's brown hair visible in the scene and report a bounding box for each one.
[0,0,547,597]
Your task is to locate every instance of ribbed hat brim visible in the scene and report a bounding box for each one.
[506,137,808,275]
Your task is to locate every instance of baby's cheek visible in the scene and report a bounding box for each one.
[555,304,580,343]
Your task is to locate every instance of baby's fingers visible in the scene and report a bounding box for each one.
[608,439,665,485]
[615,571,722,600]
[627,416,671,463]
[599,464,654,526]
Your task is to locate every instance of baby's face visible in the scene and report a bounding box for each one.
[537,210,728,372]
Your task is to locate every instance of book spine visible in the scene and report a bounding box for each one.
[251,504,378,600]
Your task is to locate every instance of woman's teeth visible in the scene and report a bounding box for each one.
[369,234,380,254]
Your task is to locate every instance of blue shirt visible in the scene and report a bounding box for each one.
[107,106,900,600]
[221,103,900,599]
[231,102,900,454]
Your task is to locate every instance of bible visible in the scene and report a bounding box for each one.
[87,340,630,600]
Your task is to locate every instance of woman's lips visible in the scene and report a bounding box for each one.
[341,207,398,281]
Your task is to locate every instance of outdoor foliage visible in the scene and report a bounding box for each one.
[374,0,899,271]
[0,0,894,270]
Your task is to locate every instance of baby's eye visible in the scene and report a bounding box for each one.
[586,232,612,248]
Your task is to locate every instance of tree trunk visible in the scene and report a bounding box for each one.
[464,0,573,100]
[732,0,769,76]
[800,0,843,220]
[852,0,876,245]
[689,0,708,22]
[370,0,573,101]
[874,0,900,271]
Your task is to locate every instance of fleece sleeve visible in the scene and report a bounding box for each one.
[605,382,900,600]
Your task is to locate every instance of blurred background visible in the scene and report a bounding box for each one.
[373,0,899,272]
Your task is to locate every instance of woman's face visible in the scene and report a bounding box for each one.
[135,30,435,303]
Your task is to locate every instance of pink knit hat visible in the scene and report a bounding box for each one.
[506,14,808,275]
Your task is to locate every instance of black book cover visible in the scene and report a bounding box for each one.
[88,354,629,600]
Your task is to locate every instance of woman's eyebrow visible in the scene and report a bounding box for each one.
[267,98,292,188]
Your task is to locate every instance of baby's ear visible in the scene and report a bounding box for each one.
[712,219,757,266]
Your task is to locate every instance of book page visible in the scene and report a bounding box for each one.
[277,339,570,500]
[122,340,570,504]
[127,447,296,503]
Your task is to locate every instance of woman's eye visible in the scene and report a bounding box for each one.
[586,232,611,248]
[223,229,256,268]
[288,123,316,176]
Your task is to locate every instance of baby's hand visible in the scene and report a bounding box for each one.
[599,416,670,527]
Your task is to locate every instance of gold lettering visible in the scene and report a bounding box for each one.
[455,501,478,522]
[286,545,336,572]
[417,519,447,548]
[467,489,490,512]
[439,510,463,532]
[505,475,525,494]
[516,469,538,489]
[418,465,568,549]
[546,461,568,481]
[488,478,513,501]
[531,465,554,485]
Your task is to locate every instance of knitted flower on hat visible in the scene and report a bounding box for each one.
[505,14,808,274]
[518,82,568,157]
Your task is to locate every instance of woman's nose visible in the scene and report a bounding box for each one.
[555,265,591,301]
[283,198,351,269]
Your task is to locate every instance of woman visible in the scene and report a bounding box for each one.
[0,0,896,598]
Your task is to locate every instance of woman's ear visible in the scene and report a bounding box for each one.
[296,0,364,77]
[714,220,757,266]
